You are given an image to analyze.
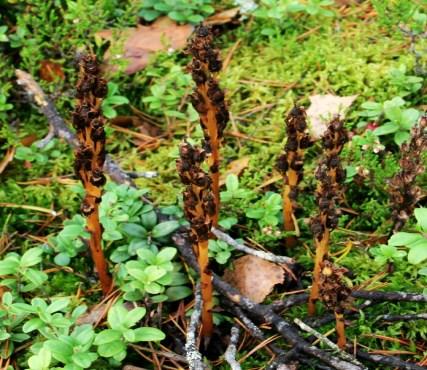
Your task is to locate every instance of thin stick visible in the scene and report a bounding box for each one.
[185,284,209,370]
[293,318,366,369]
[224,325,241,370]
[211,227,294,265]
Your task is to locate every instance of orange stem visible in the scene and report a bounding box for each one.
[197,239,214,340]
[335,311,347,349]
[308,227,330,316]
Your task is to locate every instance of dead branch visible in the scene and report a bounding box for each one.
[351,290,427,302]
[174,233,364,370]
[293,318,366,369]
[376,312,427,322]
[212,227,294,265]
[185,283,209,370]
[356,350,427,370]
[224,325,241,370]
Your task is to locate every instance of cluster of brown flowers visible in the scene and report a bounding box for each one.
[310,117,347,241]
[73,53,112,295]
[308,117,347,316]
[187,25,229,226]
[177,141,215,341]
[389,115,427,232]
[319,260,353,349]
[276,106,313,247]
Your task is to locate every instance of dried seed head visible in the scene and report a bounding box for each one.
[319,260,353,312]
[389,115,427,231]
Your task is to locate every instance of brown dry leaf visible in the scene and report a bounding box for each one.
[204,7,240,25]
[110,115,162,137]
[223,255,284,303]
[39,60,65,82]
[219,156,250,186]
[76,303,108,325]
[97,17,193,74]
[0,147,15,175]
[306,94,357,139]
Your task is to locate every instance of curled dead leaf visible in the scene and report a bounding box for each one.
[97,17,193,74]
[306,94,357,139]
[219,156,250,186]
[224,255,285,303]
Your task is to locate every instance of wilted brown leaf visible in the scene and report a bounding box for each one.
[0,147,15,175]
[306,94,357,139]
[224,255,285,303]
[76,303,108,325]
[97,17,193,74]
[204,7,240,25]
[219,156,250,186]
[39,60,65,82]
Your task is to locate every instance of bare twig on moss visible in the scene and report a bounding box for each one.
[309,117,347,316]
[212,227,294,265]
[293,318,366,369]
[177,142,215,342]
[351,290,427,302]
[174,233,364,370]
[224,325,241,370]
[185,283,209,370]
[376,312,427,322]
[188,25,230,227]
[276,106,313,247]
[389,115,427,232]
[73,54,112,295]
[356,350,427,370]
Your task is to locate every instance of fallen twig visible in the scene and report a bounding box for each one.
[212,227,294,265]
[352,290,427,302]
[224,325,241,370]
[293,318,366,369]
[376,313,427,322]
[356,350,427,370]
[185,283,209,370]
[174,233,364,370]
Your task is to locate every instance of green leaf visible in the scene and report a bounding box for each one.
[28,347,51,370]
[106,96,129,105]
[414,208,427,230]
[400,108,420,129]
[45,339,73,363]
[394,130,410,146]
[54,252,71,266]
[246,208,264,219]
[47,298,70,314]
[23,318,44,333]
[407,241,427,264]
[72,352,97,368]
[374,122,399,135]
[218,217,237,230]
[388,232,424,246]
[125,307,146,328]
[141,211,157,229]
[156,247,177,263]
[107,303,129,330]
[122,223,147,238]
[0,258,19,275]
[133,327,165,342]
[123,328,136,342]
[94,329,122,345]
[97,340,126,358]
[20,247,43,267]
[226,174,239,192]
[152,221,180,239]
[166,286,192,301]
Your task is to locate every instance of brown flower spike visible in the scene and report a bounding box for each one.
[276,106,313,247]
[188,25,229,227]
[177,141,215,342]
[308,117,347,316]
[319,260,353,349]
[73,53,112,295]
[389,114,427,232]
